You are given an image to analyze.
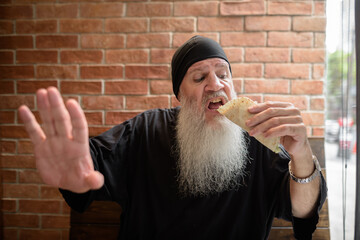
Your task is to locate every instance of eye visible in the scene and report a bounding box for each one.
[194,76,205,83]
[217,73,227,79]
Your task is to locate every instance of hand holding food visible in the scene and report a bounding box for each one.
[218,97,281,153]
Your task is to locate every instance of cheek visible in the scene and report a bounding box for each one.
[182,89,195,99]
[194,90,205,109]
[190,88,207,110]
[185,85,203,100]
[179,85,203,105]
[222,81,236,99]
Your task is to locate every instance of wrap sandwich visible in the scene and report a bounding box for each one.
[217,97,281,153]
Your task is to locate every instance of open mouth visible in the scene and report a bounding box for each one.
[207,97,225,111]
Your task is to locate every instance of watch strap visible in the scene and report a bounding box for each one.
[288,155,321,184]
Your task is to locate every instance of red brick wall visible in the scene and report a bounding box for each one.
[0,1,326,239]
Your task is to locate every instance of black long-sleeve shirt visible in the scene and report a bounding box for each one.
[61,107,327,239]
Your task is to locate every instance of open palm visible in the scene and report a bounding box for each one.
[19,87,104,193]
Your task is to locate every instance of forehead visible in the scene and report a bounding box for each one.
[187,58,229,73]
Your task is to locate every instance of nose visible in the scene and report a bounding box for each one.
[205,72,224,92]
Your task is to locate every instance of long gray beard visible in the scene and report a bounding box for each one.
[176,93,249,197]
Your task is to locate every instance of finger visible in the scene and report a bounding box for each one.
[249,115,303,137]
[248,101,293,114]
[37,88,56,137]
[262,123,307,139]
[246,106,301,128]
[47,87,72,138]
[18,105,46,143]
[66,99,89,144]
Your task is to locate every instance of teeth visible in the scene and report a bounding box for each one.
[210,98,222,103]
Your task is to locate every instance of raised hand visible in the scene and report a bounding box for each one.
[18,87,104,193]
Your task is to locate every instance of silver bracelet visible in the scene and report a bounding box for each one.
[288,155,321,184]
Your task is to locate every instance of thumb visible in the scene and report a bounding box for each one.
[85,171,105,190]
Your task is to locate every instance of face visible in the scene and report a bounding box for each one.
[178,58,236,124]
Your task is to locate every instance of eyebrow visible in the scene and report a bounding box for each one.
[187,62,229,75]
[187,65,209,75]
[215,62,229,69]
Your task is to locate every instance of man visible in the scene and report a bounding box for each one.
[19,36,327,239]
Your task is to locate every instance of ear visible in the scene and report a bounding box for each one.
[177,90,183,103]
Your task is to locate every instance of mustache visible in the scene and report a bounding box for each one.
[202,90,229,105]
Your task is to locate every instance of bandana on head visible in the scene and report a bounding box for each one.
[171,35,232,99]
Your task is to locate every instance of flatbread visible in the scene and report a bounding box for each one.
[217,97,281,153]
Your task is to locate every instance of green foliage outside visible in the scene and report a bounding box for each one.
[326,50,356,120]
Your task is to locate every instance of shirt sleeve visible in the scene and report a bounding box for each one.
[59,120,135,213]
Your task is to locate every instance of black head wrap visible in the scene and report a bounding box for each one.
[171,35,231,99]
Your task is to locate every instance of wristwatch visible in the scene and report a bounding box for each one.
[288,155,321,184]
